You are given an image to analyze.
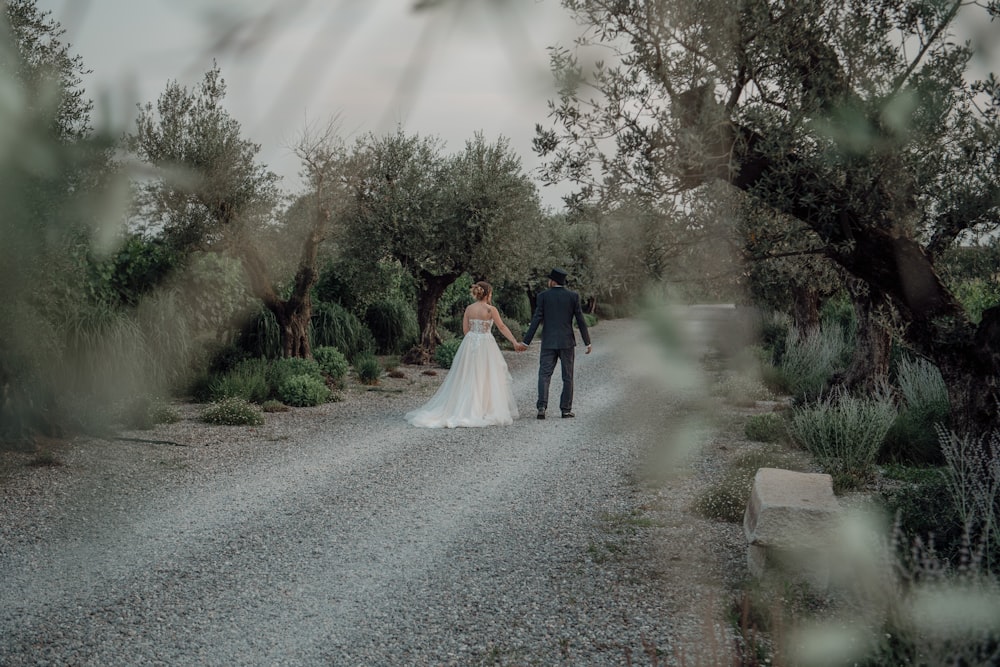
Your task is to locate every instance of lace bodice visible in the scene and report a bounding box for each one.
[468,318,493,334]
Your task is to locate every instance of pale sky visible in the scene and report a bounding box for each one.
[36,0,581,208]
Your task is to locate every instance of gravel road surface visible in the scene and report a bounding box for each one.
[1,317,744,666]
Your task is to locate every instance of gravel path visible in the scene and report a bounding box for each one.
[0,317,746,666]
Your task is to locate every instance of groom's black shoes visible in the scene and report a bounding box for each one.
[561,411,575,418]
[537,409,546,420]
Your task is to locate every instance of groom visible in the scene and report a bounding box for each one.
[522,268,592,419]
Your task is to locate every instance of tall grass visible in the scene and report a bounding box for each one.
[311,301,375,360]
[937,426,1000,570]
[788,387,897,490]
[883,355,950,463]
[775,324,848,402]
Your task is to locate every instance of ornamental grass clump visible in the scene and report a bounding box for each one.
[788,388,897,491]
[208,357,270,403]
[744,413,788,443]
[201,397,264,426]
[882,355,950,464]
[770,324,848,402]
[354,354,382,385]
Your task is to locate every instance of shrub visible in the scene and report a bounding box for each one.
[434,338,462,369]
[261,399,289,413]
[775,324,848,402]
[311,301,375,360]
[312,346,349,385]
[880,464,965,565]
[238,307,282,359]
[788,388,897,491]
[364,298,419,354]
[952,277,1000,324]
[277,374,330,407]
[882,356,950,464]
[584,313,598,328]
[354,354,382,385]
[937,427,1000,566]
[744,413,787,443]
[268,357,322,392]
[208,357,270,403]
[201,397,264,426]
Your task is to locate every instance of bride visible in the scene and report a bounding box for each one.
[405,280,526,428]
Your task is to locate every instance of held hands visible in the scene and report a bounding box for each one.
[513,342,528,352]
[585,344,593,354]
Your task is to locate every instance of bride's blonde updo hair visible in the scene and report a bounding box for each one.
[470,280,492,302]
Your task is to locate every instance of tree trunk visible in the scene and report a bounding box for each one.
[838,280,891,393]
[272,298,313,359]
[237,203,326,359]
[790,284,820,331]
[405,271,460,364]
[675,99,999,433]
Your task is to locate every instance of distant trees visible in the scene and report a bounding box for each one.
[536,0,1000,432]
[343,129,542,361]
[128,64,353,358]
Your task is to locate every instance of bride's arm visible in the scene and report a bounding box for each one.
[490,307,520,347]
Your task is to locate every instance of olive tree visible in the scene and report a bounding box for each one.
[344,129,541,361]
[536,0,1000,432]
[128,65,350,358]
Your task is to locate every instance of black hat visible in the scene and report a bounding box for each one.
[548,268,568,285]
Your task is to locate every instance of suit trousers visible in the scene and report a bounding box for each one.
[537,347,575,412]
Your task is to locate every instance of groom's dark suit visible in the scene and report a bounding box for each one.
[523,282,591,416]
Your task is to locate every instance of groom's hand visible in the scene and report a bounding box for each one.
[514,342,527,352]
[585,344,592,354]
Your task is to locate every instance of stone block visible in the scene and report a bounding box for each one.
[743,467,840,589]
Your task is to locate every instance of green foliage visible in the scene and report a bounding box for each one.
[239,307,282,359]
[87,234,180,306]
[434,338,462,369]
[208,357,270,403]
[312,346,349,384]
[261,399,289,413]
[277,374,330,407]
[952,278,1000,325]
[788,389,897,491]
[773,324,848,402]
[880,465,965,564]
[882,355,950,464]
[353,354,382,385]
[937,428,1000,568]
[744,413,788,443]
[268,356,322,389]
[127,62,280,249]
[201,397,264,426]
[583,313,598,328]
[440,274,475,318]
[311,301,375,361]
[494,284,531,323]
[364,298,419,354]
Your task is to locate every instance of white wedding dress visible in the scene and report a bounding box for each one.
[405,319,519,428]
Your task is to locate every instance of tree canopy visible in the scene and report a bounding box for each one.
[536,0,1000,432]
[344,129,542,358]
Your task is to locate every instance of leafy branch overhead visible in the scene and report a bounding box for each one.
[536,0,1000,432]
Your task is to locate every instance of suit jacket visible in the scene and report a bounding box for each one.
[523,285,591,350]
